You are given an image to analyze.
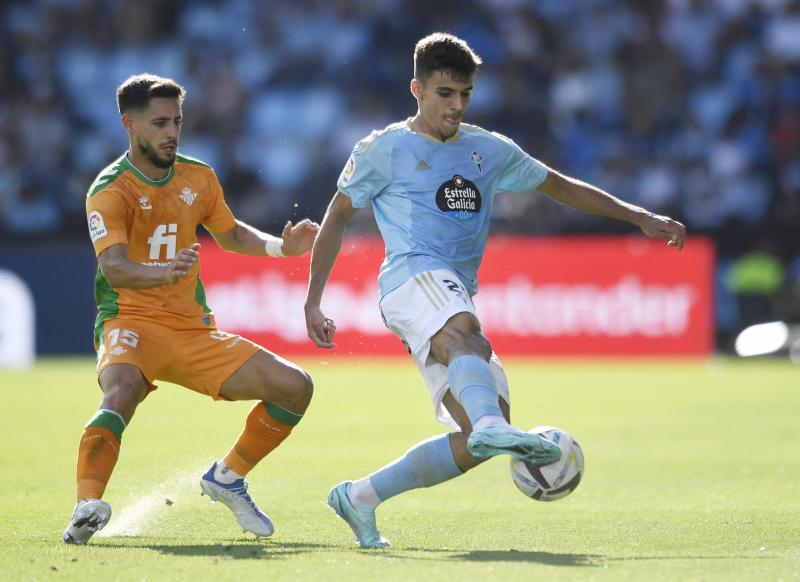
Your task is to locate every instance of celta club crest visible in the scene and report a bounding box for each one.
[470,151,483,173]
[179,187,197,206]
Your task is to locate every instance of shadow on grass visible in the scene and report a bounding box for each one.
[387,548,603,567]
[87,538,606,566]
[387,549,776,567]
[95,539,339,560]
[85,537,601,565]
[81,539,777,568]
[449,550,602,566]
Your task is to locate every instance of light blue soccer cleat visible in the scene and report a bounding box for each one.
[63,499,112,544]
[327,481,390,549]
[200,463,274,537]
[467,426,562,465]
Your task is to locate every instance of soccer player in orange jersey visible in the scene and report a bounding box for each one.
[63,74,319,544]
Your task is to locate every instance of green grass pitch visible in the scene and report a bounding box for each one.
[1,357,799,581]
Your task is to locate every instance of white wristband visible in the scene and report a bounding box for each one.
[265,238,285,258]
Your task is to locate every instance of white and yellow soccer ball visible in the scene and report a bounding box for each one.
[510,426,584,501]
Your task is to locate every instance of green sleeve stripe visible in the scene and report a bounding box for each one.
[265,402,303,426]
[88,155,128,197]
[86,409,126,441]
[176,153,210,167]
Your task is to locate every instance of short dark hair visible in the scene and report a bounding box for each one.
[414,32,482,83]
[116,74,185,115]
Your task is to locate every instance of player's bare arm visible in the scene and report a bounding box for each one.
[304,191,359,348]
[210,219,319,257]
[98,242,199,289]
[537,169,687,250]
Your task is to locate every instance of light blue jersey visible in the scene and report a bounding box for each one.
[338,120,548,298]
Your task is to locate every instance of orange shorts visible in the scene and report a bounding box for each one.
[95,315,261,400]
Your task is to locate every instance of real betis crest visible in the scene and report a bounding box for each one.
[179,187,197,206]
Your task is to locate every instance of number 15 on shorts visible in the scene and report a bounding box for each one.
[107,328,140,355]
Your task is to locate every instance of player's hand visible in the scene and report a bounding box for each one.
[166,243,200,283]
[638,213,686,251]
[305,304,337,348]
[280,219,320,256]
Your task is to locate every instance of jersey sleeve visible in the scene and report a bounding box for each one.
[201,169,236,233]
[86,189,130,256]
[337,134,392,208]
[493,132,549,193]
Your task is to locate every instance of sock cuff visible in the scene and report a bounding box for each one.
[222,451,251,478]
[264,402,303,427]
[448,355,495,398]
[86,409,126,441]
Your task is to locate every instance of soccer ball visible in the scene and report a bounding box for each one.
[509,426,584,501]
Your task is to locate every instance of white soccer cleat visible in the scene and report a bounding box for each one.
[200,463,274,537]
[63,499,112,545]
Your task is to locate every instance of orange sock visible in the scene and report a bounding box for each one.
[223,402,302,476]
[76,410,125,500]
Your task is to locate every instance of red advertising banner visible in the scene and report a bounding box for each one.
[200,236,714,356]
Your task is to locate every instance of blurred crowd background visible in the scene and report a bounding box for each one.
[1,0,799,348]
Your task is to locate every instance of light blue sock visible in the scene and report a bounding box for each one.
[369,435,463,502]
[448,354,503,426]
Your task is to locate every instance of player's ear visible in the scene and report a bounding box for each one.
[410,78,422,101]
[121,113,135,135]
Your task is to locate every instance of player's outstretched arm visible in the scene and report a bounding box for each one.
[98,242,200,289]
[537,169,686,250]
[305,191,359,349]
[209,219,319,257]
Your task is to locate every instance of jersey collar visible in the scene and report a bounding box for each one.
[123,153,175,187]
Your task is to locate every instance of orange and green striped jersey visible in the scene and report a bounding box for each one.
[86,153,236,339]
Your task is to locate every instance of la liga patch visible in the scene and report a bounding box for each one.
[88,211,108,242]
[341,155,356,185]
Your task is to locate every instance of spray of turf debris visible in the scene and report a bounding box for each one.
[96,467,204,537]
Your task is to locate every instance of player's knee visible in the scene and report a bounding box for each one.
[277,368,313,411]
[471,334,492,360]
[440,330,492,361]
[294,369,314,408]
[432,319,492,363]
[101,379,147,417]
[431,326,464,362]
[107,378,145,399]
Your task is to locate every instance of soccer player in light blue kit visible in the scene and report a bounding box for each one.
[305,32,686,548]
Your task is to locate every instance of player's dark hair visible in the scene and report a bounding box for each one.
[116,74,185,115]
[414,32,482,84]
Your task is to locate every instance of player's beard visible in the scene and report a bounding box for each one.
[136,137,176,169]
